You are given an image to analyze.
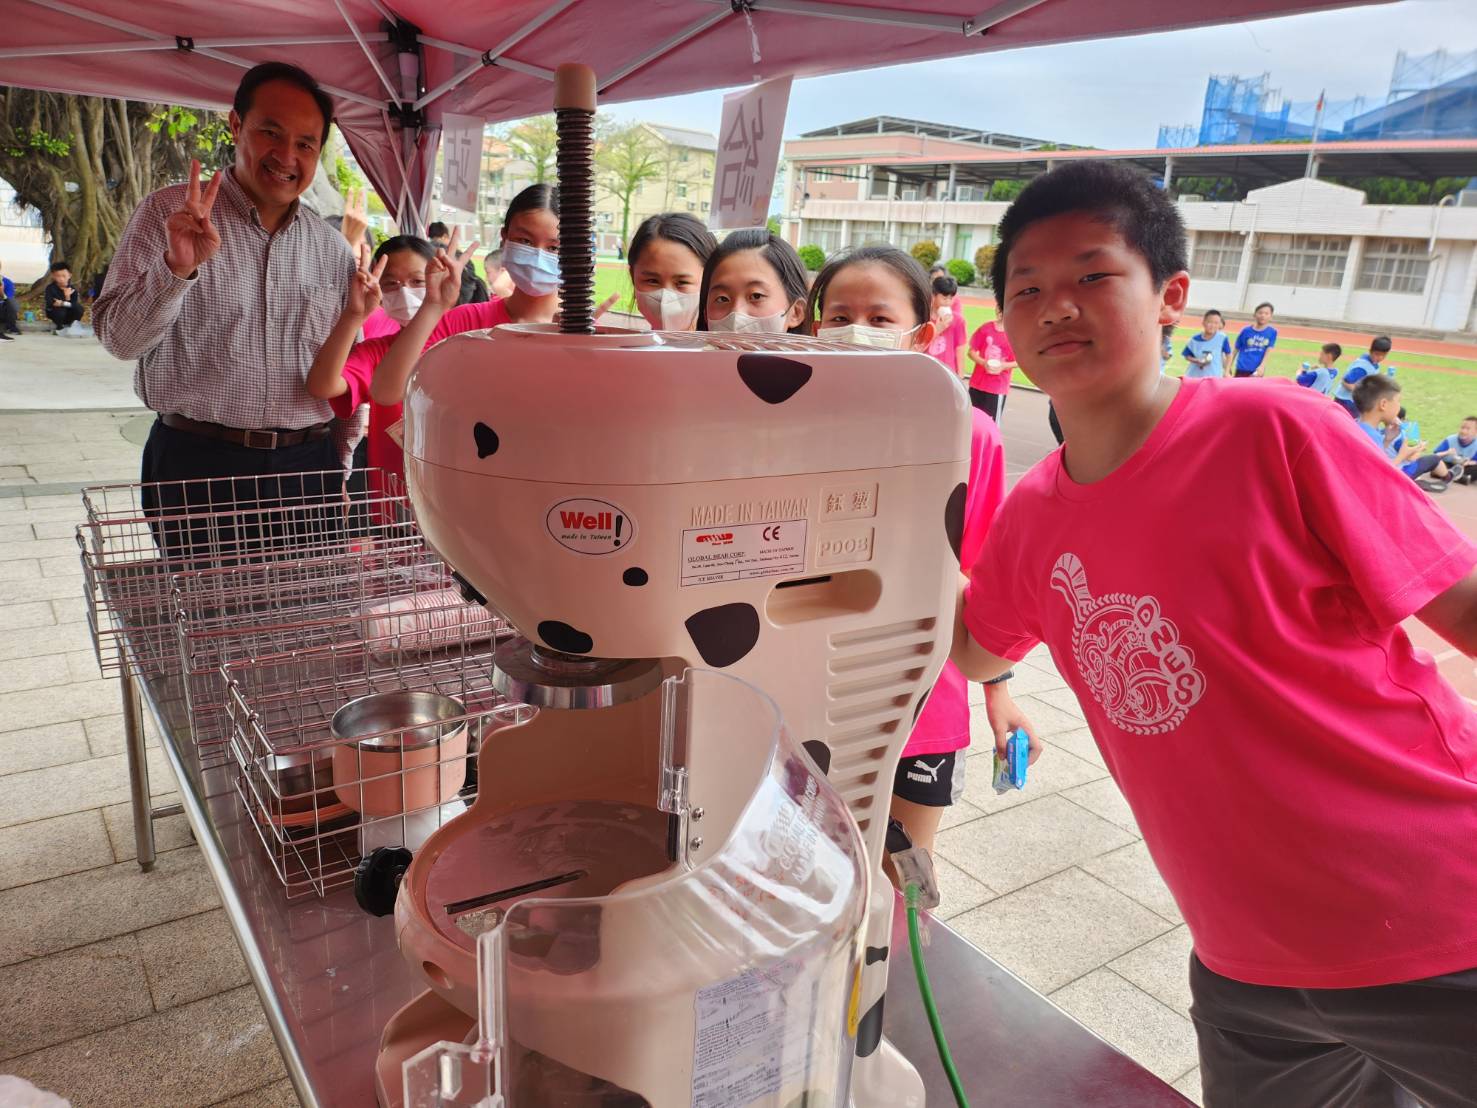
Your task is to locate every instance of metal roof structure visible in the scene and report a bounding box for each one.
[798,115,1057,150]
[789,138,1477,192]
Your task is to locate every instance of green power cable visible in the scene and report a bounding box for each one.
[905,883,972,1108]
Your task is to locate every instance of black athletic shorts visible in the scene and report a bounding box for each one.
[892,749,966,807]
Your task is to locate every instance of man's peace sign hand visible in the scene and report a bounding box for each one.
[164,160,224,280]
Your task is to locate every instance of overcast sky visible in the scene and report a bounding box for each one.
[600,0,1475,149]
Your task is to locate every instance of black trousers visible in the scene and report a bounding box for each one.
[1190,953,1477,1108]
[140,417,344,565]
[968,388,1006,422]
[0,299,17,333]
[46,303,84,329]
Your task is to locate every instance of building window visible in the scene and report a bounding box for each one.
[895,222,939,250]
[1358,238,1430,294]
[1190,231,1243,282]
[805,219,844,253]
[849,221,888,246]
[679,149,690,162]
[703,167,712,179]
[954,185,987,202]
[955,231,973,259]
[677,183,688,198]
[702,201,710,213]
[1251,234,1349,289]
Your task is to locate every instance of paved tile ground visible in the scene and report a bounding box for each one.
[0,337,1471,1106]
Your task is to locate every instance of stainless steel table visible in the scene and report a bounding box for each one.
[120,659,1190,1107]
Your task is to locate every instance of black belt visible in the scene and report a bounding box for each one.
[160,413,332,450]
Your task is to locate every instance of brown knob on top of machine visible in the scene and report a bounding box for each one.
[554,63,597,112]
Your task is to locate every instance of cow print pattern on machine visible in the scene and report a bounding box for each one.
[622,567,648,587]
[855,996,885,1057]
[736,354,813,405]
[537,620,594,655]
[684,603,761,667]
[473,422,500,458]
[945,481,966,563]
[801,740,832,777]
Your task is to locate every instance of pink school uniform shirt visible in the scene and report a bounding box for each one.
[361,307,399,340]
[926,307,968,374]
[968,320,1014,396]
[905,408,1006,757]
[963,377,1477,989]
[332,298,512,479]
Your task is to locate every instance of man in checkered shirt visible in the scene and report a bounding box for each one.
[95,62,356,551]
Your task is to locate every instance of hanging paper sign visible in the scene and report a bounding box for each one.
[710,76,792,230]
[440,113,483,216]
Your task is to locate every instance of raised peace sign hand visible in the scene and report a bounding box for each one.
[346,241,387,320]
[164,159,224,280]
[423,228,480,311]
[340,186,370,247]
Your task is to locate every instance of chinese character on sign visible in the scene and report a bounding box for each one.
[710,77,792,230]
[440,113,483,215]
[826,493,846,515]
[850,490,872,513]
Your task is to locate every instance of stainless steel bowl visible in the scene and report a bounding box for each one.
[258,746,334,807]
[330,691,466,753]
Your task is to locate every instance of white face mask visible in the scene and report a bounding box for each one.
[708,310,789,334]
[502,241,562,297]
[816,323,919,350]
[380,287,424,325]
[936,305,954,327]
[637,287,700,331]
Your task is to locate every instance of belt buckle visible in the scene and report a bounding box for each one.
[243,429,278,450]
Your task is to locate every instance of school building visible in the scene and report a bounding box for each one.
[778,118,1477,337]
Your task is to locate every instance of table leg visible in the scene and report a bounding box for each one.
[121,660,156,872]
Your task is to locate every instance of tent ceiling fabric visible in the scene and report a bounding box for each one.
[2,0,1384,229]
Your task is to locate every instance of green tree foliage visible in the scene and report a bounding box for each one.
[910,240,941,267]
[501,114,559,183]
[1329,176,1468,205]
[766,215,782,235]
[0,89,229,289]
[973,244,997,283]
[798,244,825,271]
[988,179,1025,201]
[1174,176,1241,201]
[596,122,666,247]
[945,258,976,287]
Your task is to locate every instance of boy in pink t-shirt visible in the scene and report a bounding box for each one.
[924,274,967,374]
[965,318,1014,422]
[955,162,1477,1107]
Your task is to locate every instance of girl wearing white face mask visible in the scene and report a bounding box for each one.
[808,244,1039,879]
[307,234,437,489]
[698,229,811,336]
[627,212,717,332]
[365,185,563,444]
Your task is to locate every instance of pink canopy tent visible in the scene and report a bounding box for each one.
[2,0,1383,232]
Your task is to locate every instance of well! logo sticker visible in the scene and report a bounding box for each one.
[546,498,635,555]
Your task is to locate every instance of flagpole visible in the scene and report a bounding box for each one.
[1305,90,1325,178]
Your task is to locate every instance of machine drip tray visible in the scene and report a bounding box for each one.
[424,798,672,952]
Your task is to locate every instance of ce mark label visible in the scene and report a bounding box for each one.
[762,524,785,542]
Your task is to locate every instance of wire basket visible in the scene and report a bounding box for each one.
[78,469,415,679]
[174,545,508,767]
[224,636,530,899]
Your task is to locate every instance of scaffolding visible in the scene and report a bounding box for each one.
[1157,48,1477,148]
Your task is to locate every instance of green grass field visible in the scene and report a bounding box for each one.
[592,261,1476,438]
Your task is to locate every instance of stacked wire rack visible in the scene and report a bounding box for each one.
[77,469,523,897]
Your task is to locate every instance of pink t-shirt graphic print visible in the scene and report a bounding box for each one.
[1049,553,1206,736]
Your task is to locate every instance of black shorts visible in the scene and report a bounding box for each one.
[893,750,966,807]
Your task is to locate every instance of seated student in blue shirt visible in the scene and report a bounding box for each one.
[1181,309,1232,378]
[1422,415,1477,487]
[1295,342,1342,394]
[1349,377,1462,492]
[1333,334,1394,417]
[1232,302,1277,377]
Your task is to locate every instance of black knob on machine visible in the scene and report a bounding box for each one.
[354,846,413,917]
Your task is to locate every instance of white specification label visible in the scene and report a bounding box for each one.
[691,963,810,1107]
[681,519,807,587]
